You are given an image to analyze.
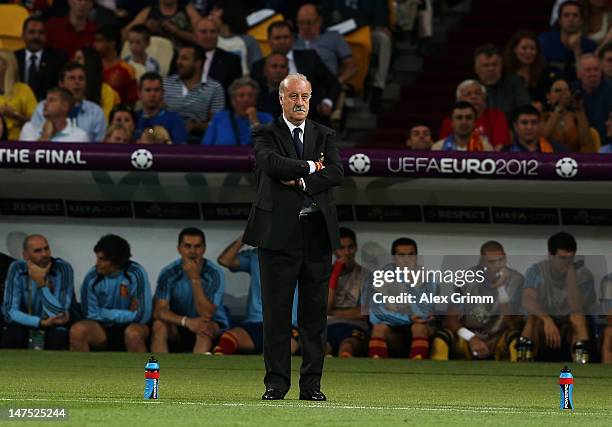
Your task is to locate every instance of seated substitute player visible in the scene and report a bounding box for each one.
[151,228,229,354]
[2,235,74,349]
[599,273,612,364]
[520,232,596,363]
[367,238,437,360]
[435,241,524,361]
[326,227,370,358]
[70,235,152,352]
[214,234,300,355]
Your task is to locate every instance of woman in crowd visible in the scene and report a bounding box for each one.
[540,78,597,152]
[109,103,137,142]
[203,77,273,146]
[210,0,262,73]
[502,30,552,107]
[583,0,612,46]
[74,47,121,121]
[124,0,201,47]
[0,50,37,141]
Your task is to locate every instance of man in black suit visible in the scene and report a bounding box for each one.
[243,73,343,401]
[15,16,68,102]
[250,21,341,125]
[194,17,243,105]
[256,52,289,118]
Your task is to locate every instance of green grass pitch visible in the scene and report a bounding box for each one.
[0,351,610,426]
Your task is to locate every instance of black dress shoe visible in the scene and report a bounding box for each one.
[299,390,327,401]
[262,388,286,400]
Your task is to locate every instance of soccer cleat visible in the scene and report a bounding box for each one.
[430,329,453,361]
[516,336,534,362]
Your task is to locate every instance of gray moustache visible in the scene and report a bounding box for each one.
[293,106,306,112]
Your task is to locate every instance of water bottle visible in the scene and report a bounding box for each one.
[558,366,574,410]
[28,329,45,351]
[144,356,159,400]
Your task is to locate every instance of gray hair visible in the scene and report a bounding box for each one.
[455,79,486,100]
[577,53,600,71]
[228,76,260,99]
[279,73,310,96]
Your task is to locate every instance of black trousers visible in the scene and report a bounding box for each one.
[1,322,69,350]
[258,211,332,392]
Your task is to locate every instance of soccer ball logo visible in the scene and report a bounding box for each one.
[131,149,154,170]
[555,157,578,178]
[348,153,371,174]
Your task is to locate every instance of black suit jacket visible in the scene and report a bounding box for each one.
[15,48,68,101]
[208,48,243,103]
[251,50,341,116]
[244,117,343,251]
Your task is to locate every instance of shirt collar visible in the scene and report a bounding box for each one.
[282,114,305,135]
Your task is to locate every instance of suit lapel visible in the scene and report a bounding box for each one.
[275,116,299,159]
[303,119,318,161]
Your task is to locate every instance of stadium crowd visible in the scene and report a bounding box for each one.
[0,229,610,364]
[0,1,607,151]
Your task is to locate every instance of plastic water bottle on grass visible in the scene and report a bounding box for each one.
[144,356,159,399]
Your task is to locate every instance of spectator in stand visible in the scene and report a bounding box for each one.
[43,0,119,29]
[46,0,97,60]
[136,72,187,144]
[250,21,341,125]
[539,1,597,81]
[598,112,612,152]
[504,105,567,153]
[163,44,225,140]
[474,43,531,119]
[319,0,392,113]
[137,125,172,144]
[73,47,121,121]
[210,0,249,75]
[29,62,106,142]
[503,30,554,107]
[541,78,597,152]
[203,77,273,146]
[103,123,132,143]
[572,53,612,140]
[194,17,243,105]
[20,87,90,143]
[109,103,136,140]
[439,80,510,149]
[599,42,612,82]
[123,0,200,48]
[124,25,161,74]
[94,26,138,105]
[70,234,152,352]
[0,50,37,141]
[582,0,612,46]
[405,124,433,150]
[431,101,493,151]
[0,114,7,141]
[256,52,288,118]
[16,16,68,102]
[294,3,357,85]
[210,0,262,70]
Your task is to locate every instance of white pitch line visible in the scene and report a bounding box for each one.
[0,398,608,416]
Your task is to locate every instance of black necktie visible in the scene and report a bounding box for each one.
[27,54,38,88]
[293,127,303,159]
